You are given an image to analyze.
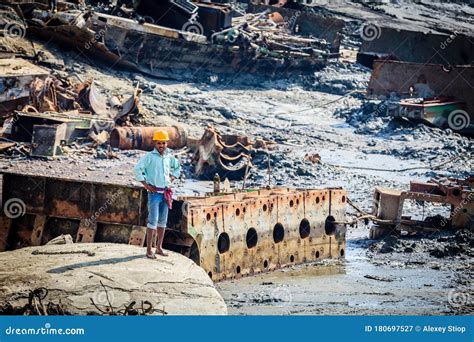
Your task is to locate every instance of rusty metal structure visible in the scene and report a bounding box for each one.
[0,59,49,116]
[0,171,347,281]
[370,177,473,239]
[357,27,473,68]
[192,126,272,180]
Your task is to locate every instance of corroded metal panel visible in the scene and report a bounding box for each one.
[94,184,145,225]
[0,216,12,252]
[3,175,45,214]
[181,187,347,281]
[45,179,93,219]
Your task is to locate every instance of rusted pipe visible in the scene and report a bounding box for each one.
[110,126,187,151]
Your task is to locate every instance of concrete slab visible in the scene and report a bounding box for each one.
[0,242,227,315]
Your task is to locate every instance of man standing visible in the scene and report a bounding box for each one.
[134,130,181,259]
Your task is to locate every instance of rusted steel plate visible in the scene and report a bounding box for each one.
[2,174,45,214]
[30,214,46,246]
[45,179,93,219]
[94,184,145,225]
[182,187,347,281]
[368,61,474,116]
[94,223,135,244]
[76,219,97,243]
[128,226,147,247]
[0,216,12,252]
[359,27,473,66]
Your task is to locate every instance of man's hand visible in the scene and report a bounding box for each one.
[170,176,175,182]
[141,181,155,192]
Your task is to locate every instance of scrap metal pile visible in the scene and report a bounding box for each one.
[0,0,336,79]
[0,58,143,158]
[211,10,333,59]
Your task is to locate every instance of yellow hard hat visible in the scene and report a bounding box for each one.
[153,130,170,141]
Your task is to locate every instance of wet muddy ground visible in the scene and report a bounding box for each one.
[2,48,472,315]
[216,225,472,315]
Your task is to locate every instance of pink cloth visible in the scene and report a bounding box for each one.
[154,187,173,209]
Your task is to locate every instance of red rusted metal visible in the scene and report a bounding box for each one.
[370,177,473,238]
[109,126,187,151]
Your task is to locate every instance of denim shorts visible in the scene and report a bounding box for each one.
[147,192,169,229]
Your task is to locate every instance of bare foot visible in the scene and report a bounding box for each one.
[146,252,157,259]
[156,249,168,257]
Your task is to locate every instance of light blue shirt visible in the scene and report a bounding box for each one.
[134,148,181,188]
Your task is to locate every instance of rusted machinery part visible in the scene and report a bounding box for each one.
[115,86,141,121]
[87,81,109,117]
[196,153,250,180]
[219,142,252,158]
[109,126,187,151]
